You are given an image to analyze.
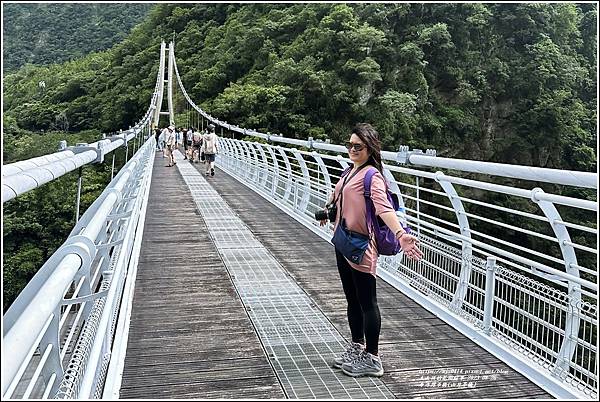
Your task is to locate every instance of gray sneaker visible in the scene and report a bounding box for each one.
[341,351,384,377]
[331,342,364,369]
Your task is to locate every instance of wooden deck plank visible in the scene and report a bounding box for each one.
[120,376,284,399]
[202,165,552,399]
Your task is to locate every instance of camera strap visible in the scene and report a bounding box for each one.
[336,163,369,222]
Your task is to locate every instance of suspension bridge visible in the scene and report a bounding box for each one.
[2,41,597,400]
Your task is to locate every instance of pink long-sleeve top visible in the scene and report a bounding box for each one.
[333,166,395,276]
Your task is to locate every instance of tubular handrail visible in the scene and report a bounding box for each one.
[407,153,597,189]
[2,136,155,398]
[2,150,78,177]
[1,54,163,204]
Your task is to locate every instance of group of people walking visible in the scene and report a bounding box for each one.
[154,123,219,175]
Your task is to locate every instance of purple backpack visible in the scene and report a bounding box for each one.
[364,168,402,256]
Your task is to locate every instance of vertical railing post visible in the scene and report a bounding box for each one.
[312,152,332,199]
[416,176,421,237]
[75,167,83,223]
[225,139,234,170]
[482,256,497,335]
[110,154,116,181]
[233,140,244,174]
[294,179,299,210]
[239,142,253,180]
[266,145,280,197]
[246,142,260,183]
[278,147,293,203]
[224,138,234,170]
[125,137,129,163]
[254,143,270,189]
[530,188,582,377]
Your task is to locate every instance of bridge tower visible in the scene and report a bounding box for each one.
[152,41,175,129]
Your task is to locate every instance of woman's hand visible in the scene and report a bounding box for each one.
[319,218,328,227]
[399,233,423,261]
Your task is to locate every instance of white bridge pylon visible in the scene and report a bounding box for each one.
[152,41,175,129]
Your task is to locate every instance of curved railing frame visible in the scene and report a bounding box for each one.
[2,136,156,399]
[214,137,597,400]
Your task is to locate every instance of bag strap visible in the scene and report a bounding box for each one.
[341,166,352,178]
[363,167,378,235]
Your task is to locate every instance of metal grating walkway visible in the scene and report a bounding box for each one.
[174,152,394,399]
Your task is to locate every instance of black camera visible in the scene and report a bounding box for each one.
[315,203,337,222]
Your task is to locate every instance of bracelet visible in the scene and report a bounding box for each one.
[395,229,405,239]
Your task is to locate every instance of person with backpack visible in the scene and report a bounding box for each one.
[185,127,194,160]
[192,128,202,163]
[318,123,423,378]
[201,123,219,176]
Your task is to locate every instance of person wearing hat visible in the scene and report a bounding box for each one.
[201,123,219,176]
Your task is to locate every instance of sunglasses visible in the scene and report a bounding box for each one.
[345,142,366,152]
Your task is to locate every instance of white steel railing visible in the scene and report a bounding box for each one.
[2,135,155,399]
[215,137,597,400]
[2,40,168,400]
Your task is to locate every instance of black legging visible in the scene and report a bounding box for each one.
[335,248,381,355]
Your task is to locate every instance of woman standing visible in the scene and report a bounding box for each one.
[319,123,423,378]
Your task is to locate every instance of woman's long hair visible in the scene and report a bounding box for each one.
[351,123,384,174]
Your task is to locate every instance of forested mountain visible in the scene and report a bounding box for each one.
[2,3,597,310]
[2,3,152,72]
[3,3,596,171]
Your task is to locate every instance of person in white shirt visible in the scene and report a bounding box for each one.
[201,124,219,176]
[159,126,169,158]
[165,125,177,167]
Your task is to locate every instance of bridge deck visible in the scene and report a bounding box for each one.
[119,150,551,399]
[119,152,284,399]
